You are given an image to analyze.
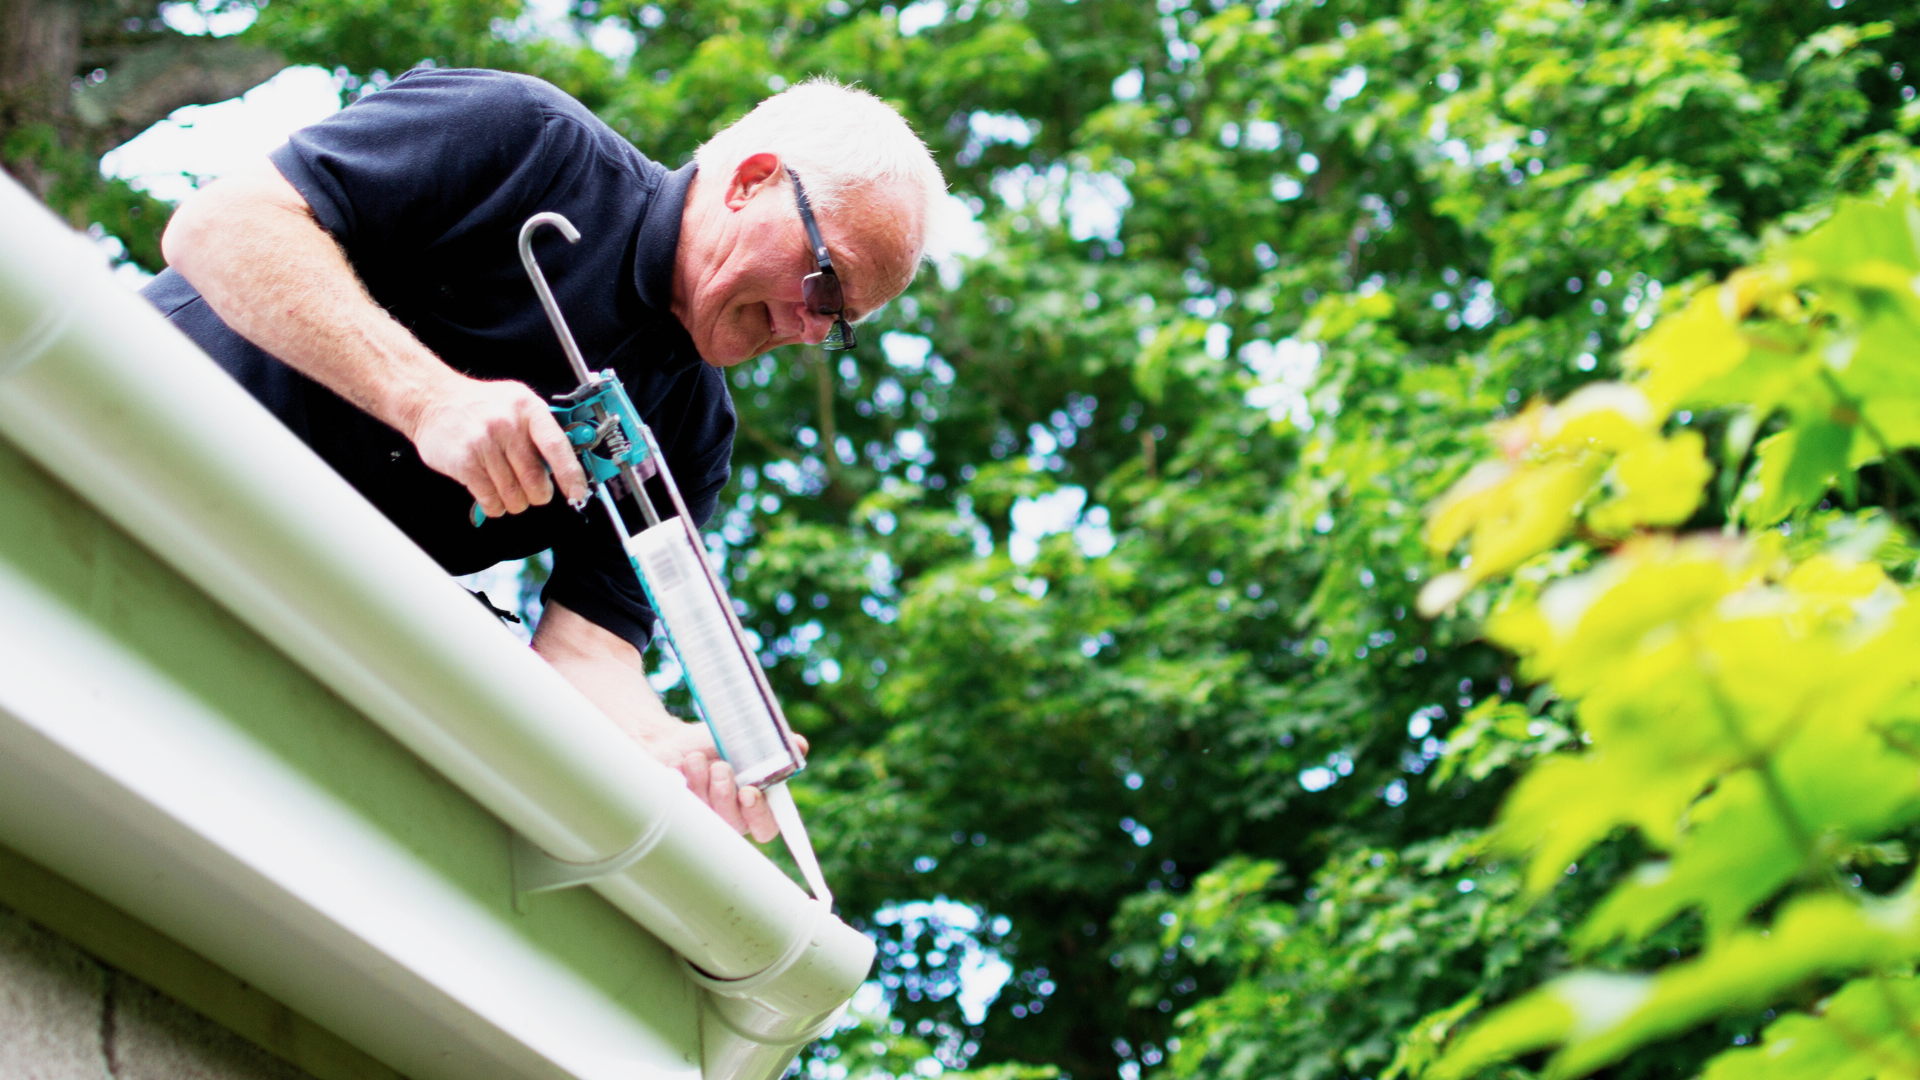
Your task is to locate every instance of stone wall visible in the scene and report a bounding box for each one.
[0,900,315,1080]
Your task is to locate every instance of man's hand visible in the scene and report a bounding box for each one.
[533,600,795,842]
[637,718,808,843]
[410,375,588,518]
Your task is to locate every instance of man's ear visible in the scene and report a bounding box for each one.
[724,152,783,210]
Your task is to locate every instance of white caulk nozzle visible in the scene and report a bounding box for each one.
[765,781,831,906]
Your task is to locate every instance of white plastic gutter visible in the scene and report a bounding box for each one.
[0,172,873,1080]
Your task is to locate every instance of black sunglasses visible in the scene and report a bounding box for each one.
[787,167,856,351]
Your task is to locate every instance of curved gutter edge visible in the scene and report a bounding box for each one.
[0,175,872,1080]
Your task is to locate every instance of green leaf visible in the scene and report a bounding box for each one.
[1739,419,1854,526]
[1698,976,1920,1080]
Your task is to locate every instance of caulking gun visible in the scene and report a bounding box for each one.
[477,211,832,905]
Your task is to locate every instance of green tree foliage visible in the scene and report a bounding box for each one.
[13,0,1920,1077]
[1420,183,1920,1080]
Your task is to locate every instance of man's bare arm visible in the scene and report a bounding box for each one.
[532,600,786,842]
[161,162,586,517]
[165,166,778,838]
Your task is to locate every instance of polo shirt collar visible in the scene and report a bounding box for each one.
[634,161,695,314]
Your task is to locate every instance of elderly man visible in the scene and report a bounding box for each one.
[144,69,943,841]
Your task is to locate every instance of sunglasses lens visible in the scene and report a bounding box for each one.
[803,270,844,316]
[824,318,856,351]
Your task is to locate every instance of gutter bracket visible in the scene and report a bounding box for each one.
[512,799,680,906]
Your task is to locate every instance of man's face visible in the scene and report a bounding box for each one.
[677,155,919,366]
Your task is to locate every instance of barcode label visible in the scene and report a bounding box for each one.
[645,541,686,590]
[629,524,796,784]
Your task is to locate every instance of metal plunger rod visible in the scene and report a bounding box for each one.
[516,211,662,530]
[518,213,594,386]
[621,462,662,528]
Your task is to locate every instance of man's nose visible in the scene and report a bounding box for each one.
[794,304,834,346]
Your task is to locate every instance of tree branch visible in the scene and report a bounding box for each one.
[72,37,284,152]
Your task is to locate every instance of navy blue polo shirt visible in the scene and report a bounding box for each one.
[143,68,734,652]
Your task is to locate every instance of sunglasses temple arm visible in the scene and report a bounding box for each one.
[785,166,833,268]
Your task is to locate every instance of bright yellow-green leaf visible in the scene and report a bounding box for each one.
[1574,772,1799,950]
[1738,420,1855,526]
[1550,887,1920,1077]
[1586,430,1711,535]
[1698,976,1920,1080]
[1787,195,1920,277]
[1539,383,1657,452]
[1497,747,1721,894]
[1438,887,1920,1080]
[1425,976,1598,1080]
[1630,292,1751,413]
[1425,461,1596,581]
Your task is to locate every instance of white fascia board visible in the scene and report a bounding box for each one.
[0,173,872,1077]
[0,554,699,1080]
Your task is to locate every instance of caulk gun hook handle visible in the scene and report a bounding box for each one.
[518,213,594,386]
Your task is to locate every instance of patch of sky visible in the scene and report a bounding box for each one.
[897,0,948,35]
[588,18,639,64]
[1460,279,1497,329]
[763,457,828,496]
[493,0,575,42]
[896,428,933,464]
[1204,322,1231,360]
[923,194,989,289]
[101,65,342,204]
[1243,119,1283,150]
[1066,170,1131,242]
[1298,753,1352,793]
[955,110,1035,169]
[488,0,638,66]
[882,331,933,371]
[158,0,258,36]
[1271,175,1303,201]
[1112,68,1145,101]
[868,899,1016,1026]
[1241,337,1321,429]
[969,110,1035,147]
[1325,65,1367,110]
[1008,486,1114,563]
[993,162,1132,245]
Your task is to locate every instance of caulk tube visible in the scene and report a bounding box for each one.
[628,522,798,787]
[625,520,833,902]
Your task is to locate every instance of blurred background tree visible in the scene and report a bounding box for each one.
[6,0,1916,1077]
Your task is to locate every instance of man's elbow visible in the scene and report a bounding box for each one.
[158,186,213,276]
[160,164,311,282]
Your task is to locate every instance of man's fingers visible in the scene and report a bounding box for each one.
[531,411,589,504]
[502,413,555,508]
[478,441,531,514]
[460,459,507,518]
[794,734,810,757]
[707,761,750,835]
[741,785,779,843]
[682,750,711,800]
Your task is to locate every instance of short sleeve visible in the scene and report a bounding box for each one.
[668,365,737,528]
[269,70,572,259]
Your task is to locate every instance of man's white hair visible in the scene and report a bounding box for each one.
[694,78,946,257]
